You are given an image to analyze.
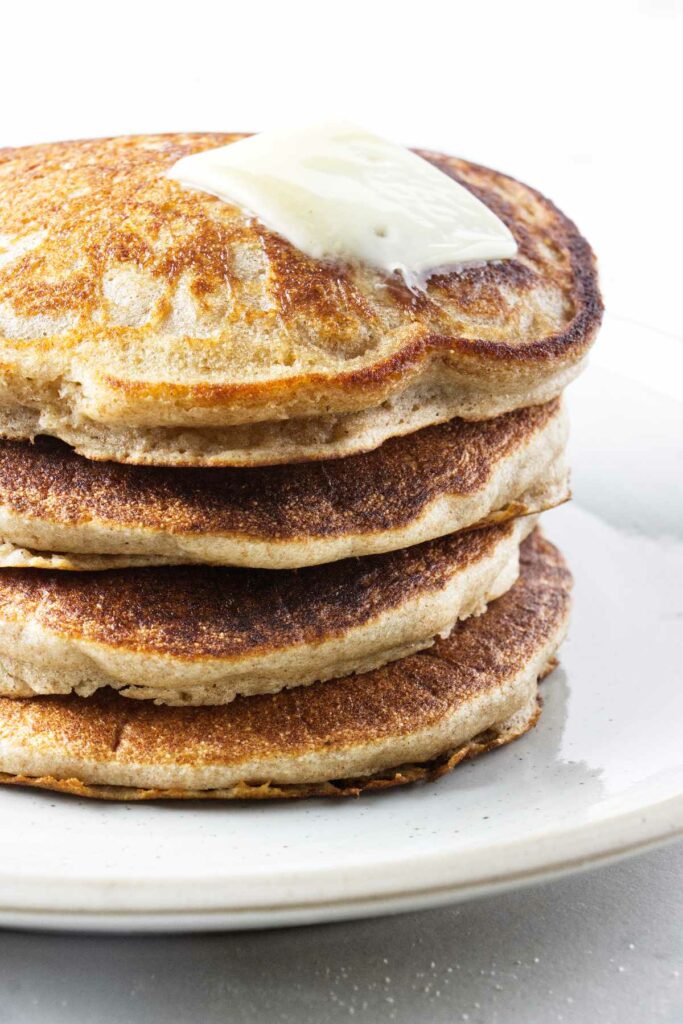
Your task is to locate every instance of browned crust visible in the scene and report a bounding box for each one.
[0,521,523,661]
[92,153,602,402]
[0,531,572,799]
[0,401,560,542]
[0,134,602,426]
[0,699,541,801]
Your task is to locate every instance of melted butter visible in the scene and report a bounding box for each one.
[167,121,517,287]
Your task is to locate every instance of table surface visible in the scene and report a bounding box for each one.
[0,0,681,1019]
[0,842,680,1023]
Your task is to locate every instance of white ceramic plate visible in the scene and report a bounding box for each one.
[0,333,681,933]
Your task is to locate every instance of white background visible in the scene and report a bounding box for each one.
[0,2,681,1021]
[2,0,681,347]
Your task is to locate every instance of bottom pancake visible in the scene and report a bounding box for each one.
[0,531,571,800]
[0,693,544,801]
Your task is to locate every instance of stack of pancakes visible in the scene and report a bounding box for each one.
[0,134,601,800]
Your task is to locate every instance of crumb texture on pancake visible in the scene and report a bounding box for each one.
[0,399,568,568]
[0,531,572,795]
[0,134,601,464]
[0,517,534,703]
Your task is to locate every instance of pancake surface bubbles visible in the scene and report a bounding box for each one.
[0,134,601,466]
[0,400,568,569]
[0,531,572,799]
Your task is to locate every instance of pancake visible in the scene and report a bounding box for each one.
[0,516,534,705]
[0,400,568,570]
[0,134,601,467]
[0,531,571,799]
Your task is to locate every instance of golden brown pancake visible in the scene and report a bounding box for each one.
[0,400,568,570]
[0,531,571,799]
[0,517,534,705]
[0,134,601,466]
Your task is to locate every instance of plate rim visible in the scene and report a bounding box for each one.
[0,787,681,924]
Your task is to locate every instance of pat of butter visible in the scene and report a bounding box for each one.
[167,121,517,286]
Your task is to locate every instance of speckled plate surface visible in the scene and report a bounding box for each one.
[0,334,681,933]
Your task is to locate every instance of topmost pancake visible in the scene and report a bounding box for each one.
[0,134,602,466]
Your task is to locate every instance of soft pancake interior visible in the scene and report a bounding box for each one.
[0,531,571,799]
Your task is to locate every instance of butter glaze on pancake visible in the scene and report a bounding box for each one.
[0,532,572,797]
[0,134,601,466]
[0,400,568,569]
[0,517,534,704]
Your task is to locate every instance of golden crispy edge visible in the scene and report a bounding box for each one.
[0,695,542,801]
